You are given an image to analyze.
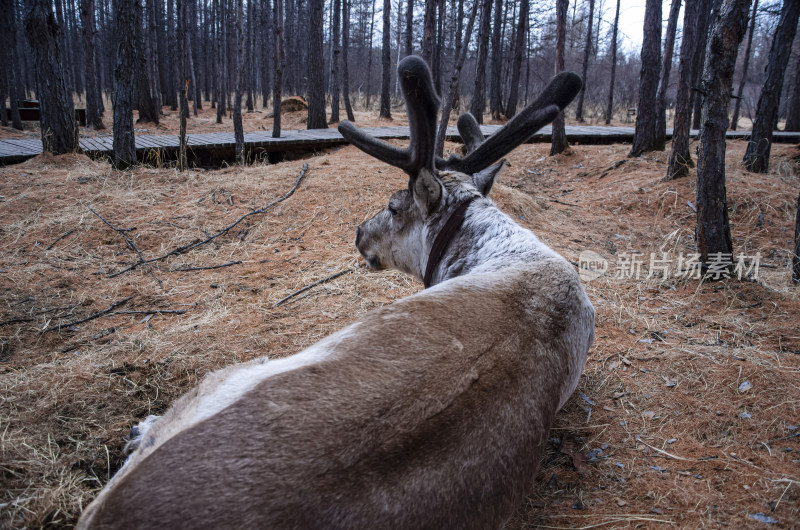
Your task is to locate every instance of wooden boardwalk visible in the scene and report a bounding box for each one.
[1,125,798,165]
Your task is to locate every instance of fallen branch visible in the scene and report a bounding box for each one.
[598,159,627,179]
[88,206,146,263]
[110,163,310,278]
[44,229,75,251]
[0,317,34,326]
[273,269,352,307]
[169,260,242,272]
[42,296,133,333]
[635,435,693,461]
[115,309,186,315]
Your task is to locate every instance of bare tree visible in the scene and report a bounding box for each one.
[470,0,492,123]
[233,0,244,162]
[696,0,752,266]
[575,0,594,122]
[605,0,620,124]
[379,0,392,119]
[112,0,138,166]
[342,0,355,121]
[272,0,284,138]
[653,0,681,150]
[629,0,662,157]
[550,0,569,155]
[136,0,159,124]
[80,0,105,129]
[690,0,715,130]
[666,0,699,179]
[794,191,800,284]
[25,0,77,155]
[260,0,272,108]
[1,0,23,130]
[329,0,341,124]
[730,0,758,130]
[743,0,800,173]
[489,0,502,119]
[307,0,327,128]
[404,0,413,56]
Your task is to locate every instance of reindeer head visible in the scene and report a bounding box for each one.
[341,56,582,284]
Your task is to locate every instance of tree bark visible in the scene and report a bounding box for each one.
[605,0,620,124]
[342,0,355,121]
[2,0,23,130]
[785,44,800,131]
[136,0,159,124]
[690,0,715,130]
[629,0,662,156]
[80,0,105,129]
[654,0,681,150]
[470,0,492,123]
[696,0,752,266]
[25,0,77,155]
[233,0,245,162]
[550,0,569,155]
[731,0,758,130]
[489,0,503,119]
[272,0,284,138]
[575,0,595,122]
[743,0,800,172]
[216,0,226,122]
[111,0,137,166]
[307,0,327,128]
[404,0,413,56]
[504,0,528,118]
[329,0,341,123]
[422,0,437,67]
[261,0,272,108]
[666,0,699,179]
[379,0,392,119]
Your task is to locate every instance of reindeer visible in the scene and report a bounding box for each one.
[77,56,594,529]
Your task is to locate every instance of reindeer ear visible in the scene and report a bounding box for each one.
[413,168,442,214]
[472,160,505,196]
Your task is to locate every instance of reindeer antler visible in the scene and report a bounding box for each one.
[338,55,440,176]
[438,72,583,175]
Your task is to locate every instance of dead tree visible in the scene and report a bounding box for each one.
[696,0,752,266]
[605,0,620,124]
[731,0,758,130]
[665,0,699,180]
[629,0,662,157]
[743,0,800,173]
[653,0,681,150]
[550,0,569,155]
[379,0,392,119]
[25,0,77,155]
[575,0,594,122]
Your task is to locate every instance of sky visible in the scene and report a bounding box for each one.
[614,0,685,54]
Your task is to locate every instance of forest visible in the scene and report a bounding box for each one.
[1,0,800,527]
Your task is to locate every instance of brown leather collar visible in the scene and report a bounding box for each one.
[423,198,475,288]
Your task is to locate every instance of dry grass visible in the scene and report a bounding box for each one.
[0,139,798,528]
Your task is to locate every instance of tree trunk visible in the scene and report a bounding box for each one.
[365,0,376,109]
[793,191,800,284]
[2,0,23,130]
[629,0,662,156]
[575,0,594,122]
[168,0,178,110]
[272,0,284,138]
[435,0,479,156]
[245,0,254,112]
[743,0,800,173]
[690,0,715,130]
[785,48,800,131]
[489,0,503,119]
[404,0,413,56]
[25,0,76,155]
[731,0,758,130]
[653,0,681,150]
[261,0,272,108]
[422,0,437,67]
[666,0,699,179]
[470,0,492,123]
[696,0,752,267]
[306,0,326,128]
[216,0,226,122]
[379,0,392,119]
[80,0,105,129]
[504,0,528,118]
[136,0,159,124]
[111,0,137,166]
[550,0,569,155]
[605,0,620,124]
[329,0,341,123]
[341,0,355,121]
[234,0,244,162]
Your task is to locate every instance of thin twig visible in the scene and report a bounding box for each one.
[42,296,133,333]
[0,317,34,326]
[635,435,693,461]
[273,269,352,307]
[88,206,146,263]
[44,229,75,251]
[110,163,309,278]
[114,309,187,315]
[169,261,242,272]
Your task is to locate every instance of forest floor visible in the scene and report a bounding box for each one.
[0,135,798,528]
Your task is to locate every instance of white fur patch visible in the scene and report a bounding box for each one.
[189,322,361,426]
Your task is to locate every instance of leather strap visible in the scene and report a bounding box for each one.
[423,198,475,288]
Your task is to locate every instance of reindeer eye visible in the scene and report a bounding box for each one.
[388,205,398,216]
